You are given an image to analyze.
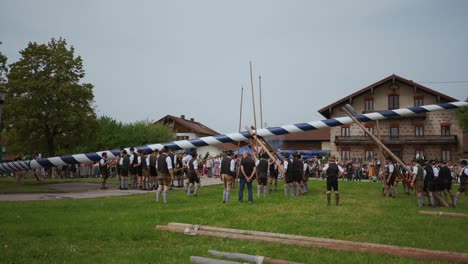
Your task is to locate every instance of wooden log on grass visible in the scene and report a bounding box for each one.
[157,224,468,263]
[418,210,468,219]
[190,256,241,264]
[208,250,303,264]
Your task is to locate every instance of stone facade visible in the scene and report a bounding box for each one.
[322,76,463,163]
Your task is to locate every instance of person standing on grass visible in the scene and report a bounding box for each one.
[452,160,468,207]
[438,160,455,205]
[423,160,436,207]
[129,147,138,189]
[148,149,159,190]
[322,157,344,206]
[411,159,426,207]
[119,149,130,190]
[221,150,236,203]
[239,151,256,204]
[384,158,396,198]
[156,147,174,204]
[254,152,269,198]
[268,158,279,192]
[99,152,113,190]
[187,150,201,196]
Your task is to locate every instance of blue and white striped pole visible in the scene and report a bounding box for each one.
[1,101,467,173]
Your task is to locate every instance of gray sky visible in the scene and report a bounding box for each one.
[1,0,467,134]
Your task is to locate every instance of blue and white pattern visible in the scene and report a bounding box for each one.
[1,101,467,173]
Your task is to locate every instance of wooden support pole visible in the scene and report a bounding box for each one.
[245,126,285,175]
[190,256,241,264]
[418,210,468,218]
[341,106,411,179]
[259,75,264,129]
[156,224,468,263]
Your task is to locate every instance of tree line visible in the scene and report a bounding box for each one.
[0,38,174,160]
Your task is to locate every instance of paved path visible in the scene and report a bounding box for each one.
[0,176,223,201]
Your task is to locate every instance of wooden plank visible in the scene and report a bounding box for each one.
[157,223,468,263]
[418,210,468,219]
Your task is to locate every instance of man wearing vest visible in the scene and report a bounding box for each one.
[322,157,344,206]
[411,159,426,207]
[254,152,269,198]
[156,147,174,203]
[99,152,112,190]
[187,150,201,196]
[136,150,144,189]
[438,160,455,205]
[239,151,256,204]
[221,150,236,203]
[384,158,396,198]
[284,153,301,196]
[141,151,150,190]
[148,149,159,190]
[453,160,468,207]
[129,147,139,189]
[423,160,436,207]
[119,149,130,190]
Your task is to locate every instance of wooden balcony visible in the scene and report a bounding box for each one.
[335,135,457,145]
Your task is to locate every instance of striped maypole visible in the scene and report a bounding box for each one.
[1,101,467,173]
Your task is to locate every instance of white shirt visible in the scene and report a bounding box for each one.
[322,162,344,173]
[459,166,468,176]
[182,154,192,165]
[386,163,394,173]
[155,154,173,170]
[433,166,440,177]
[283,160,289,170]
[192,159,199,170]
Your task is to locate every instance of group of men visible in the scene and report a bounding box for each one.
[98,147,467,208]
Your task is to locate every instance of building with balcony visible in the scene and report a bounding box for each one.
[318,74,463,163]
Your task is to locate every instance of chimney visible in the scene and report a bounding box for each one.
[181,115,185,119]
[190,118,195,122]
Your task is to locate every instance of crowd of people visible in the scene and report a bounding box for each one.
[6,149,467,208]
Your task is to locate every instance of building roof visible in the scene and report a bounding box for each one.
[155,115,220,137]
[318,74,459,119]
[266,127,330,141]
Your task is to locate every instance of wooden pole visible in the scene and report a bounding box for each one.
[418,210,468,219]
[259,75,264,129]
[208,250,303,264]
[341,106,411,178]
[245,126,285,174]
[190,256,240,264]
[250,62,258,132]
[157,224,468,263]
[376,120,385,177]
[237,86,244,155]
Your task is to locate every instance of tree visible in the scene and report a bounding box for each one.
[2,38,97,157]
[460,102,468,133]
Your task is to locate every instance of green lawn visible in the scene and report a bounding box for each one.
[0,179,466,264]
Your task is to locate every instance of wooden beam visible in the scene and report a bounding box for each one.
[418,211,468,219]
[156,223,468,263]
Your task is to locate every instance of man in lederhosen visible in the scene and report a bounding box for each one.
[119,149,130,190]
[187,150,201,196]
[438,160,455,205]
[255,152,269,198]
[322,157,344,206]
[129,147,139,189]
[221,150,236,203]
[156,147,174,203]
[148,149,159,190]
[452,160,468,207]
[411,159,425,207]
[99,152,113,190]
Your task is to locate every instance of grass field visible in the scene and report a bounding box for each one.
[0,178,467,264]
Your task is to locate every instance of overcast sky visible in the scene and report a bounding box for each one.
[1,0,467,134]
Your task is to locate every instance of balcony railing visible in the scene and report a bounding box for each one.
[335,135,457,145]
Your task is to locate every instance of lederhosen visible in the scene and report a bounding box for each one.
[149,153,158,177]
[157,153,171,186]
[221,157,234,188]
[458,167,468,193]
[129,153,138,175]
[120,154,130,176]
[141,155,149,177]
[99,158,110,179]
[438,165,452,191]
[269,162,278,179]
[423,165,435,193]
[188,158,199,184]
[285,158,299,184]
[296,159,304,183]
[326,162,339,191]
[257,159,269,186]
[137,155,143,177]
[414,165,424,193]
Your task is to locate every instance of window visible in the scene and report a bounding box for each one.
[390,126,399,139]
[364,98,374,112]
[341,150,350,161]
[442,150,451,161]
[176,135,189,140]
[414,97,424,107]
[388,95,399,110]
[441,125,450,136]
[365,150,374,160]
[415,125,424,137]
[341,126,350,137]
[415,150,424,159]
